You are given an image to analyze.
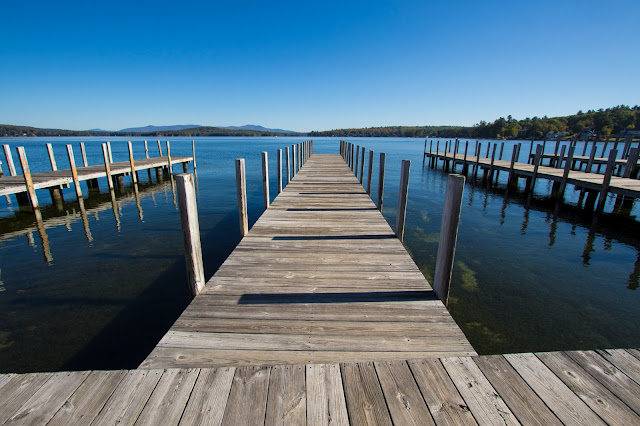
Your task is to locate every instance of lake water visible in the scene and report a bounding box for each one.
[1,137,639,373]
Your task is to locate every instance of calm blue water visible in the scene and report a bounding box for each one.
[1,137,639,372]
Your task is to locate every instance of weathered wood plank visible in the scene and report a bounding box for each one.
[536,351,640,426]
[374,360,435,425]
[474,355,561,425]
[0,373,52,424]
[341,362,393,426]
[136,368,199,426]
[221,366,271,425]
[265,364,306,424]
[306,364,349,426]
[504,353,606,425]
[407,358,476,426]
[441,357,520,425]
[179,367,235,426]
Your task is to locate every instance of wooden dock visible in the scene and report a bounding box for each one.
[142,153,475,368]
[2,349,640,424]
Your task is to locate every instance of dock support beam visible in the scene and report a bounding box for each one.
[367,149,374,195]
[359,147,365,184]
[176,173,206,297]
[378,152,386,212]
[262,151,270,209]
[236,158,248,237]
[277,148,282,194]
[596,150,618,215]
[16,147,42,220]
[286,147,291,184]
[433,174,465,306]
[396,160,410,242]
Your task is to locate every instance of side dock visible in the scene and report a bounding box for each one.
[142,153,475,368]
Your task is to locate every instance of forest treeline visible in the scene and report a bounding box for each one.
[310,105,640,139]
[0,125,296,137]
[3,105,639,139]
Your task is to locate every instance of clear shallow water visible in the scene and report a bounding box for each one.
[0,137,639,372]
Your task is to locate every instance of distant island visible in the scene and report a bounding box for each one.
[2,105,638,139]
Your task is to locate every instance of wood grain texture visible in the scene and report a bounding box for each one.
[221,366,271,426]
[341,362,393,426]
[179,367,235,426]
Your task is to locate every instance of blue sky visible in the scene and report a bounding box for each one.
[1,0,638,132]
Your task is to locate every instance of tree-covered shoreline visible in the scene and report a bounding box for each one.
[3,105,639,139]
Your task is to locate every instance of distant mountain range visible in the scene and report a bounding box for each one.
[116,124,296,134]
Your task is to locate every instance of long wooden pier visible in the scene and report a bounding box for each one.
[142,153,475,368]
[4,143,640,424]
[2,349,640,424]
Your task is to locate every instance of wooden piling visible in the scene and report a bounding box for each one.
[285,146,291,184]
[377,152,386,211]
[396,160,411,242]
[596,150,618,214]
[175,173,205,297]
[15,147,42,219]
[367,149,374,195]
[586,140,598,173]
[462,142,469,174]
[474,143,481,177]
[3,144,17,176]
[558,145,575,200]
[623,148,639,178]
[66,145,83,202]
[508,145,518,187]
[235,158,248,237]
[46,143,57,170]
[552,139,561,167]
[101,143,115,192]
[277,148,282,194]
[80,142,88,167]
[350,144,354,172]
[488,144,497,181]
[128,141,138,184]
[359,146,365,184]
[157,140,163,157]
[528,138,534,164]
[529,145,543,193]
[436,141,440,168]
[262,151,270,209]
[433,174,465,305]
[166,141,173,174]
[557,145,566,169]
[107,141,113,163]
[355,145,360,177]
[144,140,149,159]
[191,140,197,171]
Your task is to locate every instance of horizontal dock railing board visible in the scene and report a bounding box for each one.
[1,349,640,424]
[142,153,475,369]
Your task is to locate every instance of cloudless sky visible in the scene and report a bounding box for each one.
[1,0,639,132]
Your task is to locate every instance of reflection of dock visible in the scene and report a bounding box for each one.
[1,349,640,424]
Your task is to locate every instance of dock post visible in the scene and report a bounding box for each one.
[128,141,138,184]
[144,140,149,159]
[107,141,114,163]
[285,147,291,184]
[552,139,561,167]
[558,146,575,200]
[359,147,365,184]
[102,143,115,192]
[436,141,440,169]
[485,142,490,158]
[355,145,360,177]
[157,140,163,157]
[235,158,248,237]
[443,141,448,172]
[396,160,411,242]
[66,145,84,202]
[15,147,42,220]
[528,138,534,164]
[474,143,481,177]
[191,140,197,172]
[433,174,465,305]
[488,144,497,183]
[166,141,173,174]
[262,151,270,209]
[367,149,374,195]
[80,142,89,167]
[586,140,598,173]
[277,148,282,194]
[46,143,57,170]
[529,145,543,193]
[623,148,639,178]
[508,145,518,188]
[462,142,469,174]
[175,173,206,297]
[378,152,386,211]
[596,150,618,215]
[350,144,354,172]
[3,144,17,176]
[292,144,297,177]
[557,145,566,169]
[45,143,64,205]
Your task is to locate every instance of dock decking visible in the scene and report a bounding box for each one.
[142,153,475,369]
[2,349,640,424]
